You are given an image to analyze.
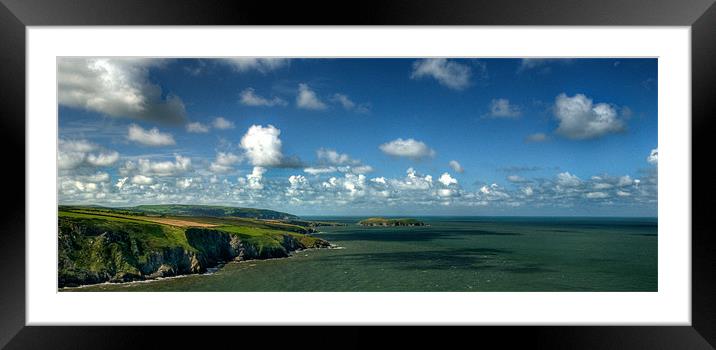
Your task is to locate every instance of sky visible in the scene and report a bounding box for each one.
[57,58,658,216]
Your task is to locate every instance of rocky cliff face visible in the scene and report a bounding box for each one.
[58,220,330,288]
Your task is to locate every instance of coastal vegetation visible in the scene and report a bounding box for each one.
[357,217,426,227]
[58,205,330,288]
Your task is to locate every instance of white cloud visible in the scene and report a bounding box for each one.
[379,138,436,160]
[176,178,193,189]
[186,122,210,133]
[121,155,192,177]
[127,124,176,146]
[371,177,387,184]
[296,83,327,110]
[449,160,464,173]
[389,168,433,191]
[316,148,356,165]
[85,152,119,167]
[221,58,289,73]
[517,59,571,73]
[347,165,374,174]
[647,148,658,165]
[131,175,154,185]
[585,191,609,199]
[58,139,119,170]
[209,152,242,173]
[507,175,527,183]
[438,172,458,186]
[240,124,284,167]
[304,166,337,175]
[57,58,186,124]
[212,117,235,130]
[554,93,626,139]
[525,133,548,143]
[115,177,128,190]
[331,93,370,113]
[288,174,308,187]
[522,186,534,196]
[239,88,287,107]
[410,58,471,90]
[331,93,355,110]
[487,98,521,118]
[617,175,634,187]
[246,166,266,190]
[556,172,582,187]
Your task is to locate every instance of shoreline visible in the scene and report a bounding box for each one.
[59,244,341,291]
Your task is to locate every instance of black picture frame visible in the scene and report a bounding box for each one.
[2,0,715,348]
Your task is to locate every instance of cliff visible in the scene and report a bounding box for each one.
[58,210,330,288]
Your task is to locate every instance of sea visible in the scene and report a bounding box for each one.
[71,217,657,292]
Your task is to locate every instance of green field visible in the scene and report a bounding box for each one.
[58,205,330,288]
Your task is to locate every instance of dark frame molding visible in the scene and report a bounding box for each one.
[2,0,715,348]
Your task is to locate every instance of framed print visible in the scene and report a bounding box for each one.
[3,0,716,348]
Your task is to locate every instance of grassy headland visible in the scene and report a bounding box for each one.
[58,205,331,288]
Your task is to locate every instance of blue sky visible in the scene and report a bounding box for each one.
[57,58,657,216]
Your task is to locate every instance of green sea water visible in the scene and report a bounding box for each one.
[72,217,657,292]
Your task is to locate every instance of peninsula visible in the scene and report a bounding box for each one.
[58,205,331,288]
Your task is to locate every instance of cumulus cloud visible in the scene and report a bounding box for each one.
[487,98,521,118]
[239,88,287,107]
[438,172,458,186]
[410,58,471,90]
[121,155,192,177]
[127,124,176,146]
[525,133,548,143]
[449,160,464,173]
[212,117,235,130]
[186,121,210,133]
[131,175,154,185]
[209,152,242,173]
[240,124,286,167]
[647,148,658,165]
[58,139,119,170]
[296,83,327,110]
[221,58,289,73]
[556,172,582,187]
[389,168,433,191]
[554,93,626,140]
[246,166,266,190]
[379,138,436,160]
[58,58,186,124]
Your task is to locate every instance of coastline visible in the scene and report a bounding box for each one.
[60,244,339,291]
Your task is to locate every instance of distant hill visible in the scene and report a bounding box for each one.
[357,217,426,227]
[125,204,297,220]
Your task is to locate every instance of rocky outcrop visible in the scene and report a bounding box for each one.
[58,220,330,288]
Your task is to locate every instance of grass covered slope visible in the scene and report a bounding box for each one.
[58,206,330,288]
[131,204,298,220]
[357,217,426,227]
